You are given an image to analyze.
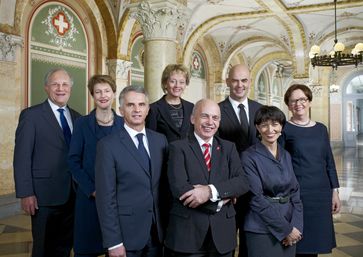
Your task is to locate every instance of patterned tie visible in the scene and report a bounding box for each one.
[57,108,71,146]
[238,103,249,135]
[136,133,150,172]
[202,143,211,171]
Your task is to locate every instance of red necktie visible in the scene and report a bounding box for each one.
[202,143,211,171]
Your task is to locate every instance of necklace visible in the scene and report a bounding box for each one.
[290,118,310,127]
[167,102,182,110]
[96,113,114,125]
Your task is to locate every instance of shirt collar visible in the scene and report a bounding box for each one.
[48,99,68,112]
[124,123,146,138]
[228,96,248,108]
[194,132,213,148]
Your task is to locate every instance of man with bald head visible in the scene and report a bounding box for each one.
[218,64,262,257]
[165,99,249,257]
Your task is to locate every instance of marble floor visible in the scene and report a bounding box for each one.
[1,144,363,257]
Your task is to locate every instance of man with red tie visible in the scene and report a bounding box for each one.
[164,99,249,257]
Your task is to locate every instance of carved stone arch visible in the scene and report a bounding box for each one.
[188,35,222,100]
[18,0,110,113]
[182,10,271,68]
[117,9,139,61]
[93,0,118,59]
[251,52,292,98]
[222,36,292,80]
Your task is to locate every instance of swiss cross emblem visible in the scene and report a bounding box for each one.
[52,12,69,36]
[193,56,200,70]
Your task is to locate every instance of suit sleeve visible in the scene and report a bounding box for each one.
[241,151,293,241]
[213,144,249,198]
[13,110,36,198]
[95,139,123,248]
[323,126,339,188]
[167,143,195,199]
[167,143,219,214]
[68,118,95,197]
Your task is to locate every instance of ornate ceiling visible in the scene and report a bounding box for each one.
[178,0,363,78]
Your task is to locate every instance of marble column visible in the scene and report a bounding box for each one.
[131,0,187,102]
[0,32,23,196]
[107,59,132,113]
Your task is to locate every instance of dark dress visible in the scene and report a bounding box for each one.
[281,122,339,254]
[68,110,124,254]
[146,95,194,142]
[241,141,303,257]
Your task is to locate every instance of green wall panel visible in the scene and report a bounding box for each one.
[30,59,87,115]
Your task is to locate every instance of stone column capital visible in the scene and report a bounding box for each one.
[0,32,23,62]
[107,59,132,80]
[130,0,188,41]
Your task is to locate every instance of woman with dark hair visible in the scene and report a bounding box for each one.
[146,64,194,142]
[282,84,340,257]
[68,75,124,257]
[241,105,303,257]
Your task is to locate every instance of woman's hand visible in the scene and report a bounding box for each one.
[282,227,302,246]
[332,190,341,214]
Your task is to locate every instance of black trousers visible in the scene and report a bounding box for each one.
[126,223,162,257]
[31,196,74,257]
[164,229,233,257]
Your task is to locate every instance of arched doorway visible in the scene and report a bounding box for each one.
[343,73,363,147]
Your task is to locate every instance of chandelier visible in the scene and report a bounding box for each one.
[309,0,363,69]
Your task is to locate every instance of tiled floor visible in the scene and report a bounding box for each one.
[1,144,363,257]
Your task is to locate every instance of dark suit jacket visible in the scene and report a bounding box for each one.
[67,109,123,253]
[164,135,249,254]
[13,100,81,206]
[146,95,194,142]
[218,97,262,153]
[241,141,303,241]
[95,127,168,251]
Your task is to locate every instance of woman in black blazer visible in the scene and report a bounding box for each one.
[68,75,124,257]
[146,64,194,142]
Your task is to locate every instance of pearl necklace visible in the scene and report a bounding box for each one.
[290,118,310,127]
[96,113,114,125]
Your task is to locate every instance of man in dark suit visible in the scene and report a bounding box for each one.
[13,68,81,257]
[164,99,249,257]
[218,64,262,257]
[95,85,168,257]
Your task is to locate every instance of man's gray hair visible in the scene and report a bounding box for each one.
[44,68,74,86]
[119,85,149,107]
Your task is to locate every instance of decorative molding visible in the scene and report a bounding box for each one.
[130,1,187,41]
[107,59,133,80]
[215,83,228,96]
[0,32,22,62]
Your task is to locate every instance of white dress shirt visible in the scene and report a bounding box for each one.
[194,133,224,212]
[228,96,250,124]
[48,99,73,132]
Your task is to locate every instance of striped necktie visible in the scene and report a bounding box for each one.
[202,143,211,171]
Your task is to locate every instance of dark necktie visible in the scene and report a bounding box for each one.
[202,143,211,171]
[136,133,150,172]
[57,108,72,146]
[238,104,249,136]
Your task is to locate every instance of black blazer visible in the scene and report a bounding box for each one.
[95,127,168,250]
[218,97,262,153]
[13,100,81,206]
[146,95,194,142]
[164,135,249,254]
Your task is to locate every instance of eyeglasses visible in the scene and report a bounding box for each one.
[289,97,309,106]
[48,82,71,88]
